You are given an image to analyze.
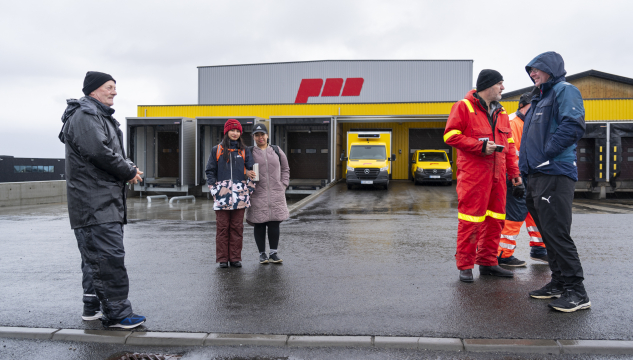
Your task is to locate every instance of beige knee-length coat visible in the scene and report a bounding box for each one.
[246,145,290,225]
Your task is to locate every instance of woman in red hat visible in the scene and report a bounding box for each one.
[205,119,256,268]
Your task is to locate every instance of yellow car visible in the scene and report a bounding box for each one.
[410,150,452,186]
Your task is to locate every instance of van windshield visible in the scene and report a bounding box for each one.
[418,152,448,162]
[349,145,386,160]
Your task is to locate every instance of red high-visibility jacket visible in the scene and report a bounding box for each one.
[444,90,520,184]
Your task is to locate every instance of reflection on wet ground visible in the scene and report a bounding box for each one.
[0,195,308,221]
[1,181,631,219]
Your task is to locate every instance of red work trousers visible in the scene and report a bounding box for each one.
[455,176,507,270]
[215,209,245,263]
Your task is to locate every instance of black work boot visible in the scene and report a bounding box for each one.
[479,265,514,277]
[459,269,474,282]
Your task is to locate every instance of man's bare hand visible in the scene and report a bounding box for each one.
[128,168,143,184]
[485,141,497,155]
[511,176,522,186]
[246,170,256,180]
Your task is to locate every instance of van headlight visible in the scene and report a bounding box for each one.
[347,166,354,171]
[445,167,452,174]
[380,166,388,171]
[416,167,425,173]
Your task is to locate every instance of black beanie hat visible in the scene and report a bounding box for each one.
[518,90,534,110]
[476,69,503,92]
[82,71,115,95]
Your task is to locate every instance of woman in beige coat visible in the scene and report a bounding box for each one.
[246,123,290,264]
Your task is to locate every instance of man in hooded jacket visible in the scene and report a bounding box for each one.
[444,69,522,283]
[59,71,146,328]
[520,52,590,312]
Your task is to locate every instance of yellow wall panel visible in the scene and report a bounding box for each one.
[138,102,455,118]
[138,99,633,122]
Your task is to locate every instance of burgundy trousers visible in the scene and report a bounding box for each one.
[215,209,245,262]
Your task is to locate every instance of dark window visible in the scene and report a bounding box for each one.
[306,149,317,154]
[418,152,448,162]
[580,148,586,153]
[349,145,386,160]
[629,148,633,152]
[291,149,301,154]
[25,166,32,173]
[579,157,587,162]
[48,166,54,173]
[628,157,633,162]
[320,149,328,153]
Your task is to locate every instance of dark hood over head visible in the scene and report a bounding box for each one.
[525,51,567,83]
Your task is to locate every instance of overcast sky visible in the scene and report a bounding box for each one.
[1,0,632,158]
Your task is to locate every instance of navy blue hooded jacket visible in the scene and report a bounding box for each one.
[519,51,586,181]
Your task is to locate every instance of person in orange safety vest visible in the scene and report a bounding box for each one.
[444,69,522,283]
[497,90,548,267]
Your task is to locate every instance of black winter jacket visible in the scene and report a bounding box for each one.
[205,141,254,185]
[59,96,137,229]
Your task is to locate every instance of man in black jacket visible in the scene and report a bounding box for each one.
[59,71,146,328]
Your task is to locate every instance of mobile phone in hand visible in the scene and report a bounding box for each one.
[495,145,505,152]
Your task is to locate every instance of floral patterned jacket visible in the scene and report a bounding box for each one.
[210,179,255,210]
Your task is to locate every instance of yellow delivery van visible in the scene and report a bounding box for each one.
[410,149,452,186]
[340,130,396,190]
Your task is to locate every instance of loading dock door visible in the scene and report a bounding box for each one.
[576,138,594,181]
[620,138,633,179]
[409,129,452,179]
[157,131,179,178]
[287,131,328,179]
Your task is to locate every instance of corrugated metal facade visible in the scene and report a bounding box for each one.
[198,60,473,105]
[500,99,633,121]
[139,99,633,122]
[138,102,454,118]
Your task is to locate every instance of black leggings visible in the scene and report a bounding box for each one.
[254,221,280,253]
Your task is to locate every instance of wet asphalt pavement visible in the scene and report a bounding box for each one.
[2,181,633,358]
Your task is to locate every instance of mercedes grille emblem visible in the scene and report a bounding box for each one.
[433,169,437,174]
[364,169,370,174]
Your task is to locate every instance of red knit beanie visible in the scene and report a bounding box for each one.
[223,119,242,135]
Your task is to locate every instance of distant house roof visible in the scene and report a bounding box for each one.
[502,70,633,99]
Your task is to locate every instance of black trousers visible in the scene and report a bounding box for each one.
[525,174,586,293]
[254,221,280,253]
[74,222,134,321]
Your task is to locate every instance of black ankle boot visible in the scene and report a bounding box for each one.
[479,265,514,277]
[459,269,474,282]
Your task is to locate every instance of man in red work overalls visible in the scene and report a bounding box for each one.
[444,69,523,282]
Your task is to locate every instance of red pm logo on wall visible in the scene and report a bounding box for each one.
[294,78,364,104]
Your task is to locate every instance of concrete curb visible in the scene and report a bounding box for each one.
[287,179,341,216]
[2,327,633,355]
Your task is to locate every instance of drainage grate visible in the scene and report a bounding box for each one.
[108,353,182,360]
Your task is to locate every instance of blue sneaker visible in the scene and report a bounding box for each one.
[107,314,146,329]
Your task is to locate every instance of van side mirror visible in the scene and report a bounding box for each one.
[391,154,396,161]
[340,154,348,162]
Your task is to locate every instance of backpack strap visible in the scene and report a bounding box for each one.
[271,145,280,159]
[215,144,223,162]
